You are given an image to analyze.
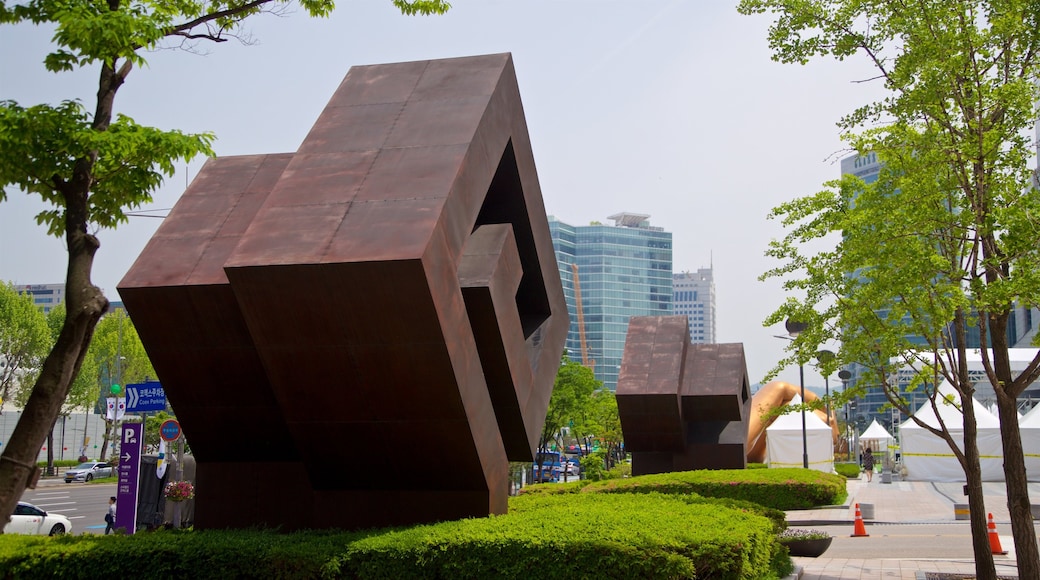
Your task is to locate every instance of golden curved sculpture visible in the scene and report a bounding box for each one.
[746,381,840,464]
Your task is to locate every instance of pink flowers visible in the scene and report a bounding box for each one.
[164,480,195,502]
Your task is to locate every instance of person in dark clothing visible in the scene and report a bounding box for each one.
[862,448,875,482]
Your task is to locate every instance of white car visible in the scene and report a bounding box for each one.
[4,501,71,535]
[561,459,580,476]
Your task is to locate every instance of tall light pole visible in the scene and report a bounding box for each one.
[784,318,809,469]
[816,350,834,420]
[839,369,852,461]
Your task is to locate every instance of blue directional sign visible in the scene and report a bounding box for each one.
[125,382,166,412]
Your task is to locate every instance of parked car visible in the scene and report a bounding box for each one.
[561,459,580,476]
[4,501,71,535]
[64,461,114,483]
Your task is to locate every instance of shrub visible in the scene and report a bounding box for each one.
[0,493,794,579]
[336,493,788,579]
[605,458,631,479]
[833,462,861,479]
[580,468,846,510]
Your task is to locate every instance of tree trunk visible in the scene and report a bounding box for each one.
[0,269,107,529]
[961,390,997,580]
[985,312,1040,579]
[0,52,126,528]
[99,420,111,461]
[995,394,1040,578]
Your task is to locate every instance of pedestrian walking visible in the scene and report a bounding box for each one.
[862,448,875,482]
[104,496,116,534]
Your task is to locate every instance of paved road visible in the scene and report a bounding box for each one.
[21,479,116,535]
[788,476,1040,579]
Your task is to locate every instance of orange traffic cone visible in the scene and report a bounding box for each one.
[987,513,1007,555]
[851,503,869,537]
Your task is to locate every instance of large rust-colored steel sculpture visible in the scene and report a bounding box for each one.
[118,54,568,531]
[616,316,750,475]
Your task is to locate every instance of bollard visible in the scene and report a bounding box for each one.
[954,503,970,520]
[858,503,875,520]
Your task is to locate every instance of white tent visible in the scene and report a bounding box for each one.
[900,382,1004,481]
[765,395,834,473]
[859,419,896,455]
[1020,404,1040,482]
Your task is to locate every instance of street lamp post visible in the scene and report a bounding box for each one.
[816,350,835,420]
[839,369,852,461]
[784,319,809,469]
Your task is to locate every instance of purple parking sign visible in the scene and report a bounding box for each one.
[115,423,143,534]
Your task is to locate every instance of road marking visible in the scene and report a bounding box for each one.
[31,501,76,508]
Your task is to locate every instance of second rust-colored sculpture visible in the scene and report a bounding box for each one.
[616,316,750,475]
[118,53,568,531]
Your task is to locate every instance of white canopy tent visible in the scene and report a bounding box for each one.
[859,419,896,455]
[1020,404,1040,481]
[900,382,1004,481]
[765,395,834,473]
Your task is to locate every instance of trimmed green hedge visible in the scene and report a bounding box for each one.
[332,493,790,579]
[0,468,843,578]
[0,529,354,578]
[0,494,792,579]
[523,467,847,510]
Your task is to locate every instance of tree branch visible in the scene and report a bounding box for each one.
[166,0,273,39]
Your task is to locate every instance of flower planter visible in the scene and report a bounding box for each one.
[783,536,833,557]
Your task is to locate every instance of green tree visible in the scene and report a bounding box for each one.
[540,355,599,453]
[0,283,49,413]
[84,309,157,460]
[740,1,1040,577]
[0,0,449,529]
[573,387,623,467]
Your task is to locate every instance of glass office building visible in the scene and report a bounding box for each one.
[549,213,673,391]
[673,269,715,344]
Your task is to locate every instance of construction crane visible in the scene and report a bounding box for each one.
[570,263,594,371]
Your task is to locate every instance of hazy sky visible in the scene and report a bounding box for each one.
[0,0,888,388]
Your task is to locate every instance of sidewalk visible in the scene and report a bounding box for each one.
[784,475,1039,579]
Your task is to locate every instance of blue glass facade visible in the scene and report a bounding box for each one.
[549,214,673,390]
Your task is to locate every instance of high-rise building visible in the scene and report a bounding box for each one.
[14,283,65,314]
[549,213,673,391]
[673,268,715,344]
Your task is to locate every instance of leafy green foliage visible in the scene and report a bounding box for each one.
[0,283,49,409]
[0,101,214,236]
[579,448,609,481]
[539,355,600,452]
[87,309,156,394]
[741,0,1040,388]
[392,0,451,16]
